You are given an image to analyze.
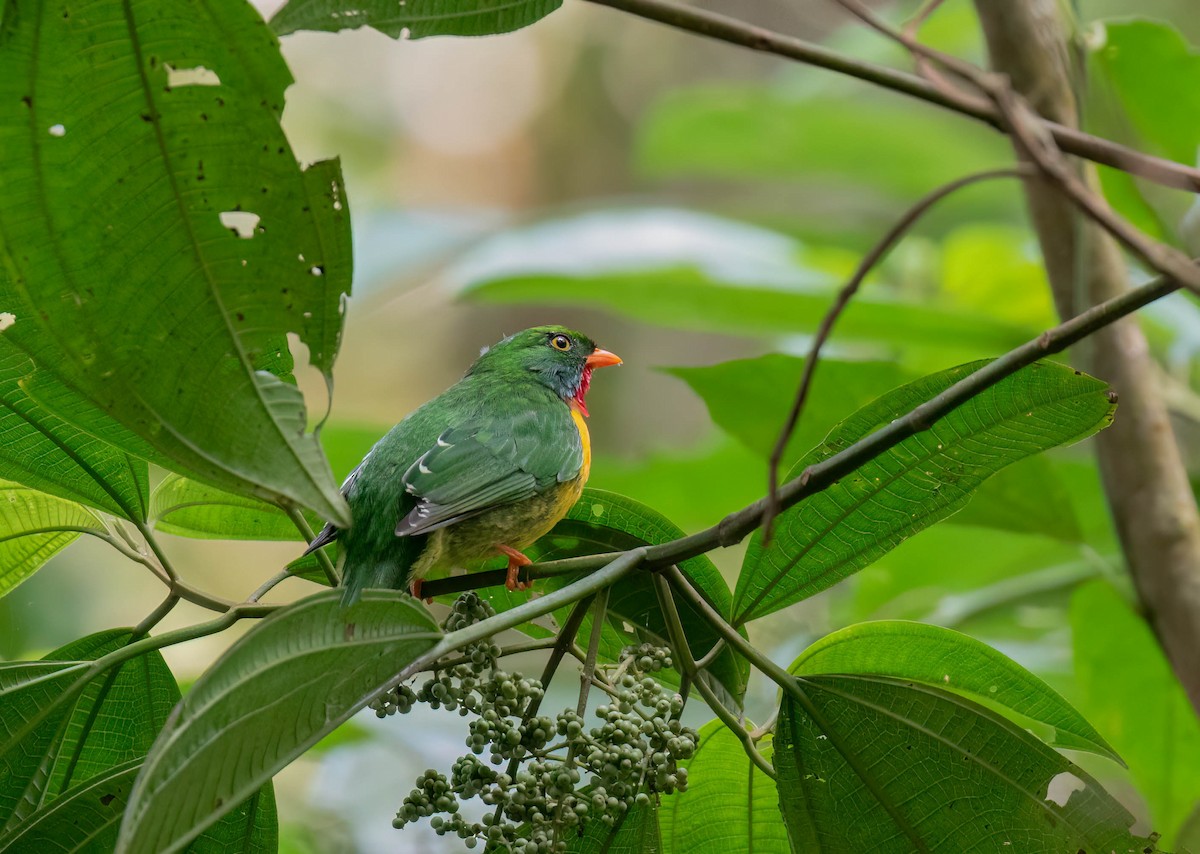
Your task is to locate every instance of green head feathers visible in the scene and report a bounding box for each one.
[468,326,621,415]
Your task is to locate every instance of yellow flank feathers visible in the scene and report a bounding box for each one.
[570,406,592,483]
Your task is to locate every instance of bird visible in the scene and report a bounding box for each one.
[304,325,622,604]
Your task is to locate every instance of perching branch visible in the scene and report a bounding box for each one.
[577,0,1200,193]
[761,166,1029,542]
[424,263,1183,605]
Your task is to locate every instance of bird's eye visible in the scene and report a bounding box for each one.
[550,334,572,352]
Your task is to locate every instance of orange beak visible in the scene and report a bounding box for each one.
[586,348,622,369]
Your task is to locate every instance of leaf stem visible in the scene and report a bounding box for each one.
[248,568,296,603]
[577,587,609,718]
[761,166,1029,542]
[2,601,278,761]
[132,593,180,640]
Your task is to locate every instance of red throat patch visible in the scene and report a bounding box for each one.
[571,367,594,417]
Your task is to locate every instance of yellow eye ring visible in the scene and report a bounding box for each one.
[550,334,572,352]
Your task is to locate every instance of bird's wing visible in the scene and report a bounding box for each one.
[395,407,582,537]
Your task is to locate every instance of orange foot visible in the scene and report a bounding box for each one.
[495,544,533,592]
[410,578,433,604]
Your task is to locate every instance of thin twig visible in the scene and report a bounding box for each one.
[830,0,1200,299]
[487,595,596,831]
[577,0,1200,192]
[652,574,776,779]
[577,587,610,718]
[992,84,1200,295]
[748,707,778,741]
[91,525,234,613]
[284,506,339,586]
[761,166,1029,542]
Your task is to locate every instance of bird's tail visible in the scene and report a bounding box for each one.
[339,553,409,606]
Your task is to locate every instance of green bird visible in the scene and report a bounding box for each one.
[305,325,623,603]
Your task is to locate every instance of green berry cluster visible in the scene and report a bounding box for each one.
[373,593,697,852]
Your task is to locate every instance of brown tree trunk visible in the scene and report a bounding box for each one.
[973,0,1200,712]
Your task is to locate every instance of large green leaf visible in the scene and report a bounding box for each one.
[116,591,441,854]
[0,482,104,598]
[733,361,1116,623]
[0,629,177,832]
[0,760,277,854]
[1072,581,1200,848]
[775,676,1159,852]
[1092,20,1200,167]
[0,0,351,525]
[663,355,908,467]
[790,621,1117,761]
[451,209,1031,355]
[668,354,1082,542]
[1088,20,1200,243]
[638,87,1014,207]
[151,473,305,542]
[565,798,661,854]
[528,489,749,708]
[271,0,561,39]
[659,719,787,854]
[149,423,381,541]
[0,345,148,521]
[467,270,1028,357]
[0,661,81,830]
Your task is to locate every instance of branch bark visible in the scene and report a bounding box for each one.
[974,0,1200,713]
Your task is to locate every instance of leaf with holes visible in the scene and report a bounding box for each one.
[1072,581,1200,847]
[733,361,1116,623]
[0,0,352,524]
[775,676,1159,852]
[0,481,105,599]
[270,0,562,39]
[659,719,788,854]
[790,620,1118,762]
[116,590,440,854]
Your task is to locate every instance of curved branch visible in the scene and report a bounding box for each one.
[577,0,1200,193]
[761,166,1030,541]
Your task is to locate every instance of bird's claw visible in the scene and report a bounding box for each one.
[410,578,433,604]
[497,544,533,592]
